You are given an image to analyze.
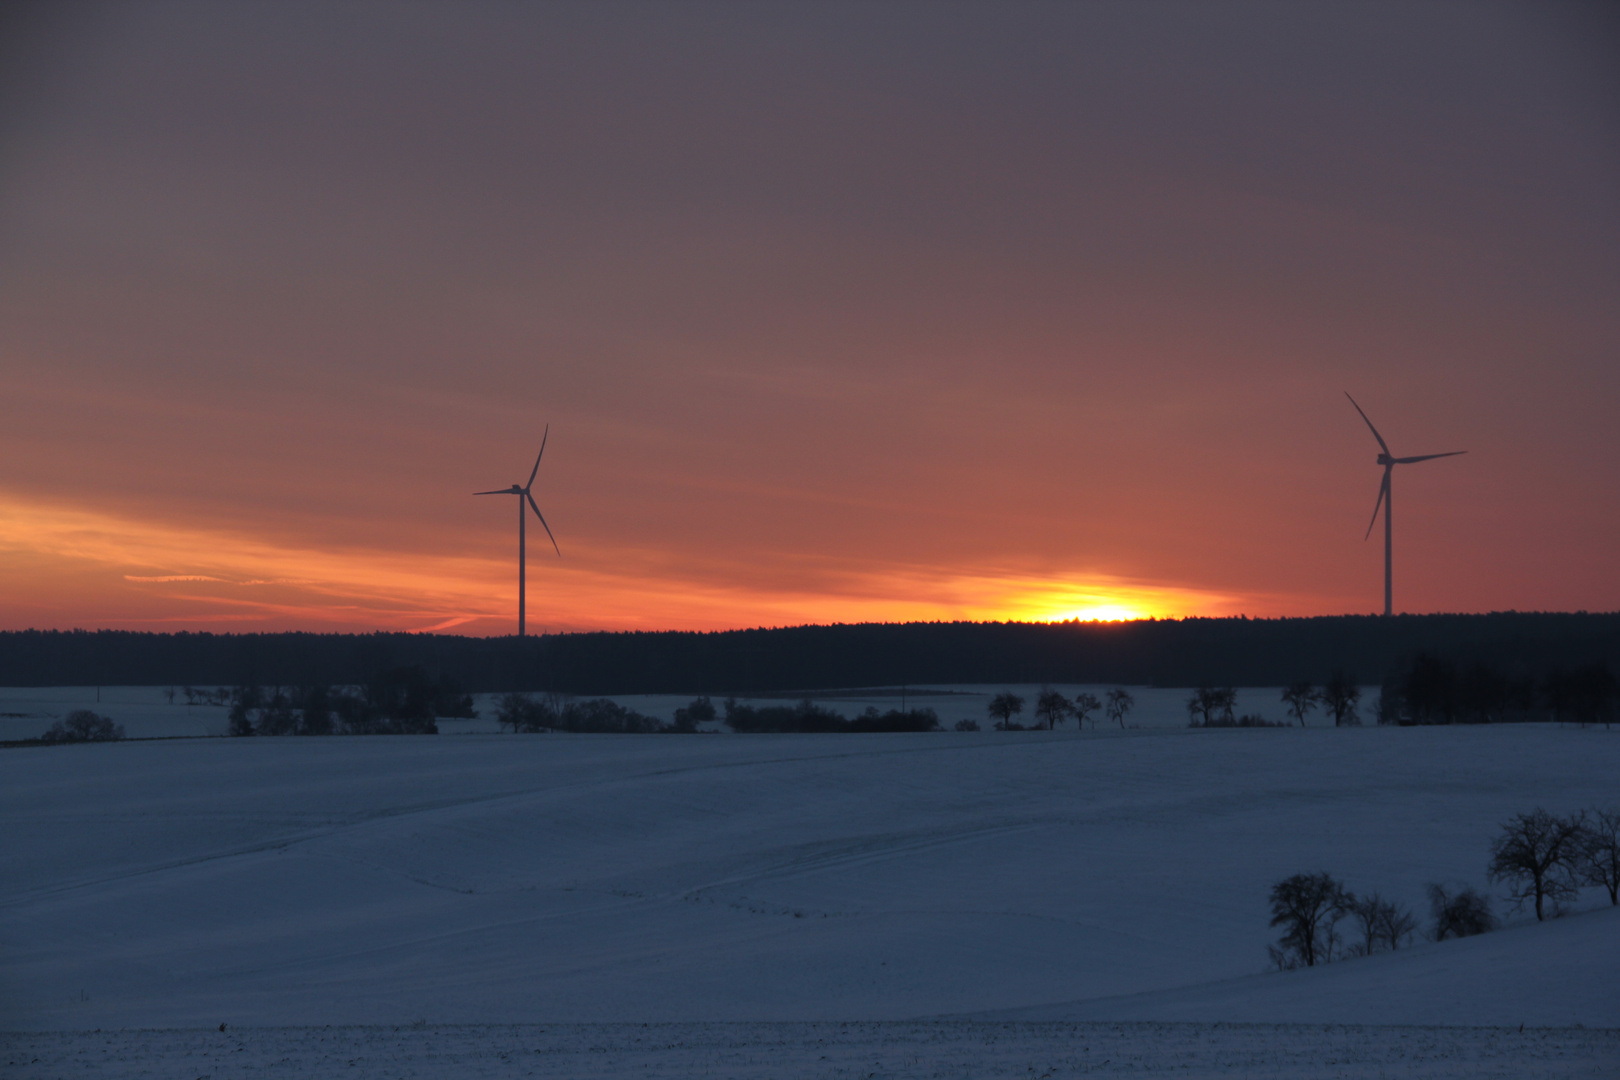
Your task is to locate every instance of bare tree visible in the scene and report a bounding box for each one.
[987,692,1025,730]
[1187,687,1236,727]
[1346,892,1417,956]
[1281,681,1320,727]
[1579,807,1620,906]
[1034,687,1073,730]
[1487,809,1587,921]
[1427,883,1494,940]
[1320,671,1362,726]
[1105,688,1135,728]
[1268,872,1353,968]
[1069,692,1101,728]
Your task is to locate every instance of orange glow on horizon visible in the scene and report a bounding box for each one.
[0,490,1255,634]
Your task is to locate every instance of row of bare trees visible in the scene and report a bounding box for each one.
[984,688,1137,731]
[1268,806,1620,969]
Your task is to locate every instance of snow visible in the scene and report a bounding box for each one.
[6,1020,1616,1079]
[2,714,1615,1074]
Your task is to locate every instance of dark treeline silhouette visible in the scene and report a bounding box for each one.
[227,665,476,736]
[1379,653,1619,726]
[2,613,1617,694]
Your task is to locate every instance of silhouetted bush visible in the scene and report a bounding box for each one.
[668,696,717,733]
[953,718,980,731]
[724,698,939,733]
[1268,872,1353,969]
[39,709,124,744]
[1427,883,1494,940]
[1487,808,1587,921]
[228,667,463,735]
[555,698,663,734]
[1197,713,1285,728]
[495,692,663,733]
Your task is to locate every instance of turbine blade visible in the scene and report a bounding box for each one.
[1363,472,1388,540]
[472,489,514,495]
[526,425,549,490]
[1344,393,1391,456]
[1392,451,1467,464]
[527,492,560,556]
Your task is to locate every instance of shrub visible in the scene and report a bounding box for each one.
[232,674,445,736]
[724,698,938,733]
[953,718,980,732]
[668,696,717,733]
[1427,883,1494,940]
[1198,713,1286,728]
[554,698,662,734]
[1268,872,1352,968]
[40,709,124,744]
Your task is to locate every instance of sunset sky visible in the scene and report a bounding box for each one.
[1,1,1616,634]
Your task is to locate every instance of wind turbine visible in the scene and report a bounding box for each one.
[1345,394,1465,617]
[475,428,560,636]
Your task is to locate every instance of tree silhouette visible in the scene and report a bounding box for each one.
[1281,681,1320,727]
[1320,671,1362,726]
[1268,872,1352,968]
[1072,691,1102,728]
[1187,687,1236,727]
[987,692,1025,730]
[1105,688,1134,728]
[1487,808,1586,921]
[1034,687,1073,730]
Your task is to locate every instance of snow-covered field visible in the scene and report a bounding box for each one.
[2,713,1615,1075]
[7,1020,1616,1078]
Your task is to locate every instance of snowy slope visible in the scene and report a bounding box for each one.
[2,724,1615,1031]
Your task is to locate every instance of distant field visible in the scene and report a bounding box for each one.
[3,721,1615,1075]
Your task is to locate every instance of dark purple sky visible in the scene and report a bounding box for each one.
[2,2,1616,632]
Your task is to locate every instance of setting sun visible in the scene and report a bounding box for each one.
[1052,604,1143,623]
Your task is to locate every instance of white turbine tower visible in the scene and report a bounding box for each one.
[475,427,560,636]
[1346,394,1465,617]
